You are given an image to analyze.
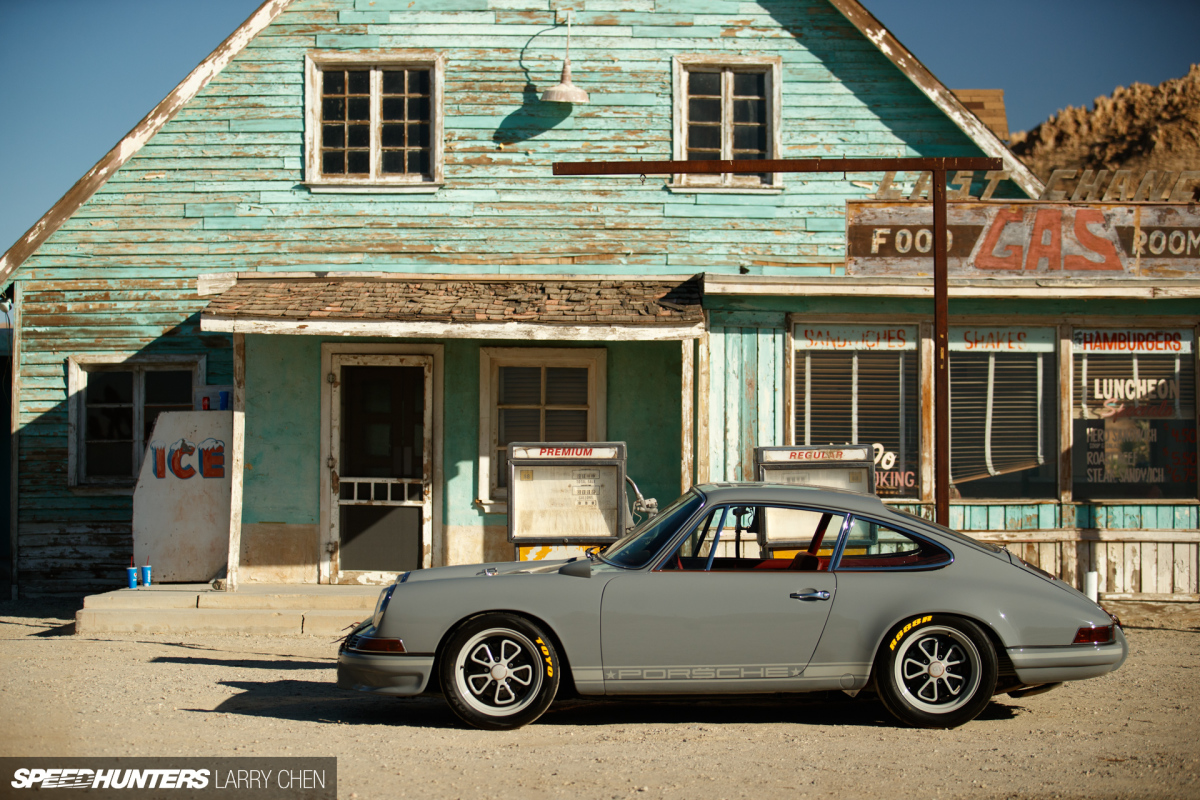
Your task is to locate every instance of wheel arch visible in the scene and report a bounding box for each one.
[868,610,1010,687]
[431,609,579,698]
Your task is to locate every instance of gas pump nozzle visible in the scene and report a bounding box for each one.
[624,476,659,531]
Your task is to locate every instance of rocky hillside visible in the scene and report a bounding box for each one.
[1010,64,1200,182]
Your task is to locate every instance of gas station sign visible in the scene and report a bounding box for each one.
[507,442,627,548]
[756,445,876,494]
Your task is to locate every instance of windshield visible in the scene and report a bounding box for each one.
[599,490,705,569]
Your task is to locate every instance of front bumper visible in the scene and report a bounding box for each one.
[337,626,435,696]
[1007,626,1129,685]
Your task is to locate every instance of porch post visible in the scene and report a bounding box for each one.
[226,332,246,591]
[681,337,695,493]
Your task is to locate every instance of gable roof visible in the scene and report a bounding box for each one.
[0,0,1040,285]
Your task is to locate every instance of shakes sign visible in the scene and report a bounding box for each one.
[846,202,1200,278]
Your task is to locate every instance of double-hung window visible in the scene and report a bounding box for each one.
[1072,328,1196,500]
[793,324,919,498]
[949,327,1057,499]
[478,348,607,509]
[673,55,782,190]
[305,51,444,190]
[68,357,203,486]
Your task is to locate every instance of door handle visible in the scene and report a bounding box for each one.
[790,589,831,601]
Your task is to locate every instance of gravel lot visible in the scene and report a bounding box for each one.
[1,598,1197,800]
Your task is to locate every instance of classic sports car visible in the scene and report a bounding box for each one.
[338,483,1127,730]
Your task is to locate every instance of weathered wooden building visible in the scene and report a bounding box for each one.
[2,0,1196,601]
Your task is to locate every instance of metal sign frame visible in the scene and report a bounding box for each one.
[754,445,877,495]
[506,441,628,545]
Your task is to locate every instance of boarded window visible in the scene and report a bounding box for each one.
[1071,329,1197,500]
[949,327,1057,499]
[793,324,919,498]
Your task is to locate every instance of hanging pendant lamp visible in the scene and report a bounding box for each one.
[541,11,589,104]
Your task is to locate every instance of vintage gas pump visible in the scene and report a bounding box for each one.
[753,445,876,558]
[507,442,655,561]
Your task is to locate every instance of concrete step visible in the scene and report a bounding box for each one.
[75,584,379,635]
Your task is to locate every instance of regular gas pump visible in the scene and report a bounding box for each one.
[754,445,877,558]
[506,442,656,561]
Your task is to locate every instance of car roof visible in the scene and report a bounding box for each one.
[693,482,891,515]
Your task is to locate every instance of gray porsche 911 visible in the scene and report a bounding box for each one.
[337,483,1127,730]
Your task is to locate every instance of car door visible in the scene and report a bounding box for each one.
[599,504,841,694]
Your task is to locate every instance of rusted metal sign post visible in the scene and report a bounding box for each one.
[553,157,1002,526]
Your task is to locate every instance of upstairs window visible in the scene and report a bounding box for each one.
[305,52,444,190]
[673,56,781,190]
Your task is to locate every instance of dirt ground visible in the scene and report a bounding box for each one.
[1,598,1197,800]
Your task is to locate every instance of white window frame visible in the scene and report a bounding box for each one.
[304,50,445,193]
[672,54,783,192]
[477,348,607,513]
[67,355,206,490]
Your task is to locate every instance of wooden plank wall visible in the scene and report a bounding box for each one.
[0,0,1090,594]
[706,313,785,480]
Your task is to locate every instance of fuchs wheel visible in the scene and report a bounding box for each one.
[876,615,997,729]
[440,613,560,730]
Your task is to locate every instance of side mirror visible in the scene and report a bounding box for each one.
[558,559,592,579]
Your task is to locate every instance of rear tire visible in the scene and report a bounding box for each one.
[440,613,560,730]
[876,614,997,729]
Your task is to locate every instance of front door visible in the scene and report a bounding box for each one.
[329,354,432,583]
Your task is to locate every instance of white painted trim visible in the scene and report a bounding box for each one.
[478,347,607,512]
[227,334,246,592]
[202,316,704,341]
[970,528,1199,544]
[0,0,296,283]
[681,338,694,493]
[7,283,18,598]
[826,0,1043,199]
[671,54,783,190]
[319,342,445,578]
[304,50,446,189]
[705,275,1200,300]
[215,271,701,283]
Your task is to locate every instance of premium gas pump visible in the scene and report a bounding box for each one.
[507,442,655,561]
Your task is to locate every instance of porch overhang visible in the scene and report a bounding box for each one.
[199,272,705,341]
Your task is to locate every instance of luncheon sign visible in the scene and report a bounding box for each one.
[846,202,1200,277]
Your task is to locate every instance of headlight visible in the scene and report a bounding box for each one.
[372,584,396,628]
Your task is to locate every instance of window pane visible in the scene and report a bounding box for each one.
[409,97,430,122]
[499,366,541,404]
[687,126,721,151]
[838,518,950,569]
[322,124,345,148]
[382,124,405,148]
[688,71,720,96]
[348,97,370,121]
[347,150,369,174]
[1072,337,1197,500]
[322,151,345,174]
[347,124,369,148]
[688,98,721,123]
[546,367,588,405]
[408,70,430,94]
[87,407,133,441]
[87,443,133,477]
[733,98,764,124]
[145,371,192,404]
[408,122,429,147]
[347,70,370,95]
[499,408,541,444]
[322,97,346,121]
[407,150,430,175]
[382,97,406,121]
[733,124,766,152]
[382,70,406,94]
[733,72,765,97]
[87,372,133,404]
[381,151,406,174]
[545,410,587,441]
[323,70,345,95]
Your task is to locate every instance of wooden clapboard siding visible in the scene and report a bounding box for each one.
[707,314,786,480]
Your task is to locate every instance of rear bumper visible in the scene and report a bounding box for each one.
[337,648,435,696]
[1007,627,1129,685]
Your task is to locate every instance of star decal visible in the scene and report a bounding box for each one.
[606,671,616,679]
[791,667,803,676]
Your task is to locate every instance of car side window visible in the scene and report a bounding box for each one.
[659,505,846,572]
[836,517,951,570]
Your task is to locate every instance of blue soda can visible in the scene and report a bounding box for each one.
[126,567,138,589]
[140,565,152,587]
[219,391,231,410]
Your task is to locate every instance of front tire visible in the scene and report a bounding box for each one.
[876,615,997,729]
[440,613,560,730]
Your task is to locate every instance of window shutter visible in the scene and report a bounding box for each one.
[950,353,1044,484]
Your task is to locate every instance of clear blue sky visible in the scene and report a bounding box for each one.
[1,0,1197,253]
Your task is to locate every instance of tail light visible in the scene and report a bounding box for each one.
[347,636,406,653]
[1073,625,1114,645]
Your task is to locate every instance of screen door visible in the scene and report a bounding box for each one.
[330,354,432,581]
